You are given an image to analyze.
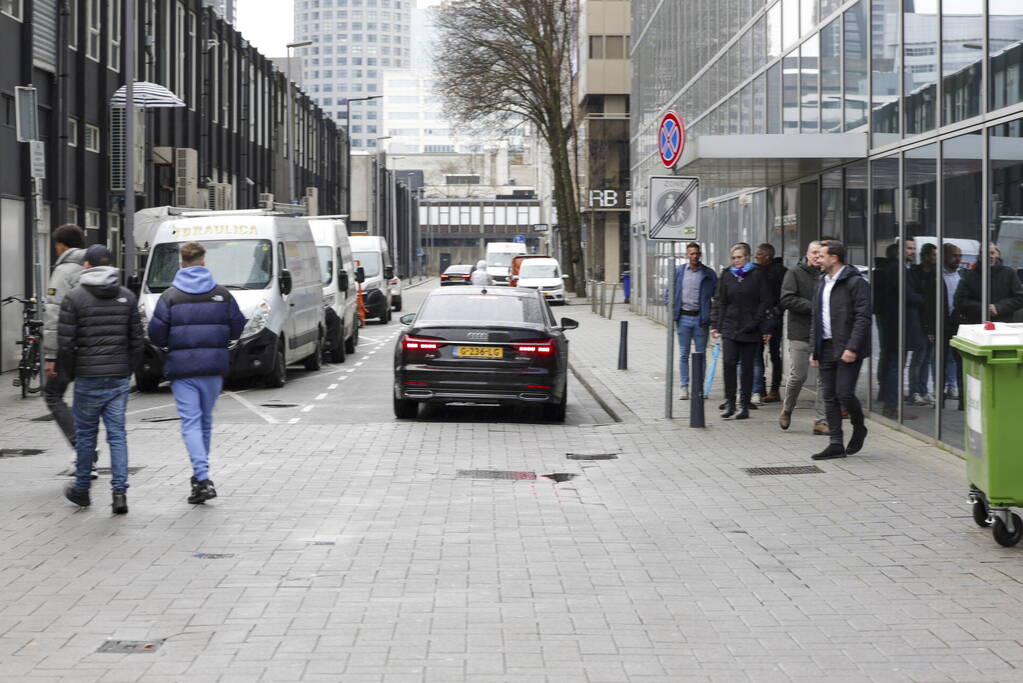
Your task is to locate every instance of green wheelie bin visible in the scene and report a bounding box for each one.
[951,322,1023,547]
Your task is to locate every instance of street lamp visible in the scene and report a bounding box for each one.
[286,40,314,204]
[345,95,383,216]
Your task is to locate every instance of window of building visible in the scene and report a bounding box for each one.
[844,0,868,131]
[68,117,78,147]
[990,1,1023,111]
[85,209,101,232]
[84,123,100,152]
[871,0,900,144]
[800,37,819,133]
[67,205,79,225]
[1,0,22,20]
[445,175,480,185]
[589,35,603,59]
[821,18,841,133]
[108,0,122,71]
[782,0,798,49]
[68,0,78,49]
[904,0,937,135]
[85,0,101,60]
[783,49,799,133]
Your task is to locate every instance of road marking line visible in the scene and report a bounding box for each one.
[355,362,364,366]
[337,375,349,380]
[223,391,278,424]
[347,369,356,373]
[126,401,178,416]
[301,405,313,413]
[315,393,327,400]
[360,356,370,360]
[328,384,338,390]
[288,418,300,424]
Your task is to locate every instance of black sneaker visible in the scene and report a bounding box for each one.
[812,444,847,460]
[64,486,91,507]
[188,477,218,504]
[846,425,868,455]
[112,491,128,515]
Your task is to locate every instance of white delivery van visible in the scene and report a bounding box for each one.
[308,217,360,362]
[135,210,326,390]
[485,241,528,285]
[512,257,568,304]
[350,235,401,322]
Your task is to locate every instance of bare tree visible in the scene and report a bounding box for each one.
[433,0,585,295]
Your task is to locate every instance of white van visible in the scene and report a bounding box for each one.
[485,241,528,285]
[308,217,360,362]
[350,235,401,322]
[512,257,567,304]
[135,210,326,390]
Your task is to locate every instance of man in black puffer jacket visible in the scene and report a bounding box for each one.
[57,245,144,514]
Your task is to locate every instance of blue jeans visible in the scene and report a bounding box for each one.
[171,376,224,481]
[909,341,935,396]
[676,315,709,388]
[72,377,130,493]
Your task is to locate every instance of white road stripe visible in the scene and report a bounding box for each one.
[328,384,338,390]
[360,356,370,361]
[337,375,349,380]
[288,418,300,424]
[301,405,313,413]
[223,391,278,424]
[315,393,327,400]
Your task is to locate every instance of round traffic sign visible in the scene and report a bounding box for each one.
[658,111,685,169]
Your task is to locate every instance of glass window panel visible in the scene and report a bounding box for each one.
[781,185,799,266]
[800,37,819,133]
[821,18,841,133]
[767,62,782,133]
[753,15,766,70]
[844,0,869,131]
[800,0,816,37]
[753,72,767,134]
[821,170,843,242]
[871,156,899,419]
[989,1,1023,111]
[783,49,799,133]
[767,2,782,59]
[845,162,868,268]
[741,83,753,134]
[942,0,982,125]
[782,0,798,50]
[820,0,843,19]
[903,0,937,136]
[871,0,900,144]
[903,144,938,435]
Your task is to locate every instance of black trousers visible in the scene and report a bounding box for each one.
[756,334,784,393]
[818,340,865,445]
[43,371,76,447]
[722,337,757,404]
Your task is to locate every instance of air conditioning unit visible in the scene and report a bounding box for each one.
[109,107,146,193]
[207,182,235,211]
[304,187,319,216]
[259,193,274,210]
[174,148,201,208]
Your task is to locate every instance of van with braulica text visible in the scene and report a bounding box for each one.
[485,241,528,285]
[308,217,360,362]
[134,208,326,391]
[349,234,402,322]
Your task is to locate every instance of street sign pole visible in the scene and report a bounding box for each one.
[665,270,674,419]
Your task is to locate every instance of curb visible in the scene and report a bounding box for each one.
[402,277,436,291]
[568,360,640,424]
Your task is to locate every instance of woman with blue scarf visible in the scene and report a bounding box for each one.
[710,242,777,419]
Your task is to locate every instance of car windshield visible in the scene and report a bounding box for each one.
[146,240,273,292]
[487,252,517,268]
[418,294,546,324]
[353,251,381,277]
[519,264,559,279]
[317,246,333,285]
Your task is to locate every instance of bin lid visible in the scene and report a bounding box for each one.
[954,322,1023,347]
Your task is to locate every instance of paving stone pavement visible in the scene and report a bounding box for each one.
[1,294,1023,682]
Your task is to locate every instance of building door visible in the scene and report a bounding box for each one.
[439,253,451,273]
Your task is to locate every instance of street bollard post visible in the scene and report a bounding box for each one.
[690,351,706,428]
[617,320,628,370]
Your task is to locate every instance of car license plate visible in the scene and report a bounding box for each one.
[455,346,503,358]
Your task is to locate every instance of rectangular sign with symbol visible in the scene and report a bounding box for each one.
[648,176,699,241]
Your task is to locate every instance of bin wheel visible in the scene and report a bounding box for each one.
[992,513,1023,547]
[972,499,992,528]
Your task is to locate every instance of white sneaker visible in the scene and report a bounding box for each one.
[909,392,928,406]
[678,386,690,400]
[946,386,959,400]
[922,393,936,405]
[751,392,763,405]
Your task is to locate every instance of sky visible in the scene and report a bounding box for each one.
[236,0,442,59]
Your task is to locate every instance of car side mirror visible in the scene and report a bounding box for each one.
[384,265,395,279]
[278,269,293,296]
[339,270,349,293]
[561,274,569,279]
[560,317,579,330]
[399,313,416,325]
[355,266,366,284]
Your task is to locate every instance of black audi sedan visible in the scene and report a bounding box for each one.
[393,286,578,421]
[439,264,473,285]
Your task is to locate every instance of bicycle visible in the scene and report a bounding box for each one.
[2,296,43,398]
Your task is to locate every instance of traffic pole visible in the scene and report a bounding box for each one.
[665,268,675,419]
[617,320,628,370]
[690,351,706,428]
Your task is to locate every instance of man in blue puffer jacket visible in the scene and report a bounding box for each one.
[148,241,246,504]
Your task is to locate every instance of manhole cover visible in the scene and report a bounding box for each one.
[30,414,55,422]
[140,416,180,423]
[456,470,537,480]
[194,553,235,559]
[541,473,578,482]
[96,639,164,654]
[260,403,299,408]
[566,453,618,460]
[743,465,824,476]
[0,448,46,458]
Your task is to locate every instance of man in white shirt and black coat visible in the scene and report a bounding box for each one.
[810,240,872,460]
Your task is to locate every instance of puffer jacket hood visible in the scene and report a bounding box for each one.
[78,266,122,299]
[172,266,217,295]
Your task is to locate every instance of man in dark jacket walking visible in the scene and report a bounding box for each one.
[810,240,872,460]
[148,242,246,504]
[58,245,144,513]
[753,244,787,403]
[668,242,718,400]
[955,244,1023,324]
[778,241,827,433]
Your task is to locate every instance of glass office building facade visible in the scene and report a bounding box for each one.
[631,0,1023,450]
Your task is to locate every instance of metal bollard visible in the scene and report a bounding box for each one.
[617,320,628,370]
[608,283,618,319]
[690,351,706,428]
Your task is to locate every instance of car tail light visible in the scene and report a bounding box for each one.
[514,340,555,355]
[440,274,449,279]
[402,335,445,352]
[404,380,428,386]
[461,274,471,279]
[389,278,400,285]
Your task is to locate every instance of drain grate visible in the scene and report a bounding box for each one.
[261,403,299,408]
[457,469,537,480]
[96,639,164,654]
[194,553,235,559]
[140,415,181,423]
[0,448,46,458]
[566,453,618,461]
[743,465,824,476]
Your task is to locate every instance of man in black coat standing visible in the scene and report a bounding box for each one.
[810,240,872,460]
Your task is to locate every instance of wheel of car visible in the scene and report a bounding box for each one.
[264,343,287,388]
[304,330,325,371]
[382,306,392,324]
[393,395,418,419]
[330,323,346,363]
[345,318,359,353]
[135,371,161,393]
[393,296,403,312]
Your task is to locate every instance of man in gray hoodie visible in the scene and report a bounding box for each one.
[42,225,92,473]
[778,241,827,433]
